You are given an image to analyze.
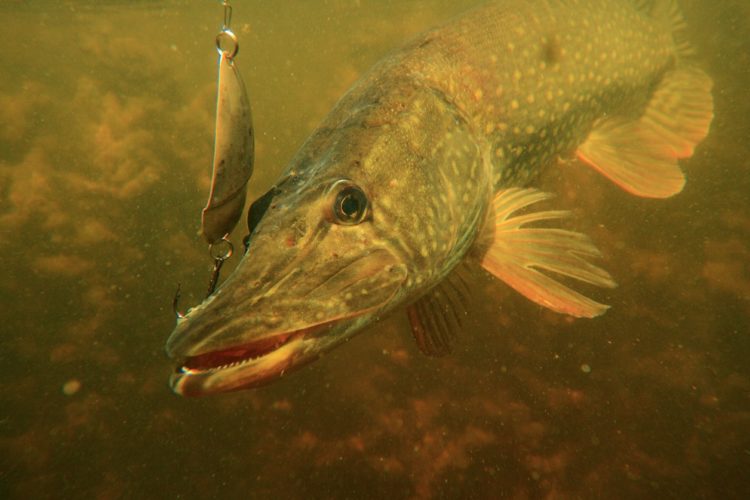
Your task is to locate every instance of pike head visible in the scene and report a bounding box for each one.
[166,79,488,396]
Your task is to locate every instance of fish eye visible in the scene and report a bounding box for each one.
[331,182,368,225]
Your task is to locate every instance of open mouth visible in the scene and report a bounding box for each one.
[169,321,342,396]
[177,331,302,374]
[175,322,332,376]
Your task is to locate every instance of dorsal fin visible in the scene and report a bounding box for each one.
[631,0,692,57]
[649,0,693,57]
[576,67,713,198]
[406,268,471,356]
[475,188,616,318]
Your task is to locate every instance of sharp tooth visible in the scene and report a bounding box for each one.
[181,333,299,375]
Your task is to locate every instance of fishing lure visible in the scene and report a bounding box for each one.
[173,1,254,318]
[201,0,254,245]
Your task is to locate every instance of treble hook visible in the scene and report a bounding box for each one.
[207,237,233,296]
[171,236,233,320]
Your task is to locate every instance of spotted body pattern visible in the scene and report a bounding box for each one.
[296,0,676,289]
[430,0,676,189]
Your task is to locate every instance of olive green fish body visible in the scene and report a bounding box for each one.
[165,0,713,395]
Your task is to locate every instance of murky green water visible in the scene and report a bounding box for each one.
[1,1,749,498]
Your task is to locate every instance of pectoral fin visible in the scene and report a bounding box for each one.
[576,67,713,198]
[476,188,616,318]
[406,270,471,356]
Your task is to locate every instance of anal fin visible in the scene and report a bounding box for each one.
[406,269,471,356]
[476,188,616,318]
[576,67,713,198]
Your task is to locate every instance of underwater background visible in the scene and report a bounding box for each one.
[1,0,749,497]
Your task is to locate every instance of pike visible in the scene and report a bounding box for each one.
[166,0,713,396]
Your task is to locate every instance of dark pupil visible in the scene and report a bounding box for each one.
[340,193,360,217]
[335,186,366,223]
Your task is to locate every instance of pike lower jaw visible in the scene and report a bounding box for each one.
[169,323,334,397]
[177,330,305,375]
